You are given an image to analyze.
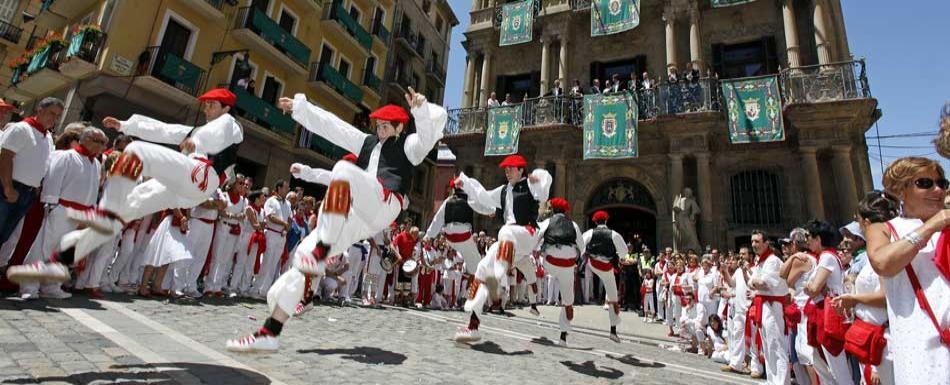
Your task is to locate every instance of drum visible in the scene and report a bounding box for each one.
[402,259,419,274]
[380,248,397,273]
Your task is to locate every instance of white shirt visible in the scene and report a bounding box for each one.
[263,195,291,231]
[40,149,100,206]
[455,170,553,226]
[536,217,586,258]
[1,120,53,187]
[731,269,750,314]
[290,93,446,174]
[751,253,789,297]
[853,261,887,326]
[580,225,629,262]
[120,113,243,158]
[220,189,248,225]
[425,195,495,239]
[291,164,331,186]
[817,250,845,297]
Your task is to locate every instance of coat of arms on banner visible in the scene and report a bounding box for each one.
[721,75,785,144]
[485,105,522,156]
[601,112,618,138]
[583,94,638,159]
[743,98,761,121]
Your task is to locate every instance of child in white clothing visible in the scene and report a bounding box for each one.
[642,270,656,322]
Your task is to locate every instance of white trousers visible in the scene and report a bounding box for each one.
[75,236,118,289]
[582,263,593,303]
[543,260,576,332]
[344,248,364,299]
[0,217,23,266]
[824,345,856,385]
[172,219,215,293]
[21,207,77,295]
[206,224,241,293]
[759,301,791,385]
[252,230,286,297]
[106,229,137,286]
[727,310,748,371]
[229,231,256,294]
[643,292,656,315]
[445,234,480,276]
[592,264,621,327]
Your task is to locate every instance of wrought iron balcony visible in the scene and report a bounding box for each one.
[310,62,363,104]
[781,59,871,105]
[0,20,22,44]
[371,19,390,44]
[327,1,372,50]
[65,29,107,64]
[426,60,445,82]
[363,69,381,93]
[570,0,592,11]
[234,6,311,68]
[231,86,296,136]
[142,46,206,96]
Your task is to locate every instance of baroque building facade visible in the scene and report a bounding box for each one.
[443,0,877,251]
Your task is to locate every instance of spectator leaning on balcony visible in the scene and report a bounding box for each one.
[667,66,679,84]
[641,72,655,90]
[0,97,62,246]
[502,94,512,106]
[627,73,637,92]
[487,92,500,108]
[608,74,622,93]
[589,79,601,95]
[685,62,701,84]
[549,79,563,98]
[571,80,583,97]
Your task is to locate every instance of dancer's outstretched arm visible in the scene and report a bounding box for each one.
[454,172,502,211]
[425,201,447,240]
[403,90,447,165]
[285,94,367,154]
[289,163,331,186]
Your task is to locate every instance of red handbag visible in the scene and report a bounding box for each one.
[821,295,849,356]
[844,319,887,365]
[804,300,824,348]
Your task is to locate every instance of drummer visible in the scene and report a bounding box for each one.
[392,226,419,306]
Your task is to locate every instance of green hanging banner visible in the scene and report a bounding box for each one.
[710,0,756,8]
[591,0,640,37]
[499,0,534,46]
[583,93,638,159]
[721,75,785,144]
[484,105,523,156]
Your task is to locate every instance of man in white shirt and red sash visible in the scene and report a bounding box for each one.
[452,154,553,342]
[425,178,494,291]
[250,180,291,299]
[747,230,791,385]
[7,89,243,286]
[205,175,247,296]
[581,210,629,343]
[226,87,445,352]
[19,127,106,300]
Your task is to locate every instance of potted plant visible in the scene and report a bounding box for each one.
[7,56,28,84]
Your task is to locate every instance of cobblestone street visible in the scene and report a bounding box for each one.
[0,295,756,385]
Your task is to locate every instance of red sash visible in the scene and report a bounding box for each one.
[444,231,472,243]
[545,255,575,268]
[58,199,92,210]
[249,230,266,274]
[589,257,614,272]
[745,295,788,360]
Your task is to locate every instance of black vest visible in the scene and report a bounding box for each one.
[444,192,473,224]
[543,213,577,248]
[586,227,618,261]
[355,135,414,194]
[496,179,539,226]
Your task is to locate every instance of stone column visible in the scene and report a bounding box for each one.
[540,38,551,97]
[555,160,568,200]
[832,145,859,218]
[664,9,678,71]
[462,55,476,107]
[813,0,832,65]
[799,146,825,219]
[58,84,84,128]
[558,37,568,86]
[471,57,482,107]
[479,51,493,107]
[782,0,801,68]
[688,8,703,71]
[695,152,713,245]
[669,153,684,200]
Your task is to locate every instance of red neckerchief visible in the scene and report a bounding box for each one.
[23,117,47,137]
[227,191,241,204]
[250,203,262,213]
[754,249,774,266]
[72,145,97,162]
[658,259,667,270]
[103,149,114,156]
[293,214,305,226]
[688,264,698,273]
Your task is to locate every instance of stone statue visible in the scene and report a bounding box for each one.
[672,187,701,253]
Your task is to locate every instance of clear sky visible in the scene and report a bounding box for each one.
[441,1,950,188]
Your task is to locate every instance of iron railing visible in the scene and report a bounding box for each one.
[426,59,445,82]
[66,30,107,64]
[371,19,390,44]
[781,59,870,104]
[570,0,592,11]
[0,19,22,44]
[234,6,311,67]
[141,46,207,96]
[363,69,381,92]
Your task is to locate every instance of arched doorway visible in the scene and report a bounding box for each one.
[585,178,658,253]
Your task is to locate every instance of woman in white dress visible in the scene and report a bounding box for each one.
[137,209,193,297]
[867,157,950,385]
[781,227,828,385]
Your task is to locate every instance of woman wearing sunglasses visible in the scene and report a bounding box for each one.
[866,157,950,385]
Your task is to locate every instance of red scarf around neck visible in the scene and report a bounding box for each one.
[227,190,241,204]
[72,145,97,162]
[755,249,774,266]
[23,117,47,137]
[934,230,950,281]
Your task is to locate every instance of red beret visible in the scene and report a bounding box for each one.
[369,104,410,124]
[499,154,527,168]
[0,98,15,112]
[592,210,609,223]
[198,88,237,107]
[448,178,458,190]
[549,197,570,213]
[342,153,358,163]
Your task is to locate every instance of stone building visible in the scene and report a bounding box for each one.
[443,0,878,251]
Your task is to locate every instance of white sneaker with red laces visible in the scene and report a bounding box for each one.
[295,301,313,316]
[6,262,70,285]
[65,208,123,234]
[454,327,482,343]
[226,333,279,353]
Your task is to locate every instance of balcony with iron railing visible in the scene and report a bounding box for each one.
[230,85,296,136]
[394,25,425,61]
[444,60,873,137]
[325,1,372,50]
[0,20,22,45]
[179,0,227,21]
[141,46,206,97]
[570,0,592,11]
[310,62,363,104]
[780,59,871,104]
[363,69,381,94]
[425,59,446,84]
[60,29,107,79]
[299,130,348,160]
[233,6,311,72]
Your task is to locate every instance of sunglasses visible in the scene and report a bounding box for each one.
[913,177,950,190]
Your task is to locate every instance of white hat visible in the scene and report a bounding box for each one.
[839,221,865,241]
